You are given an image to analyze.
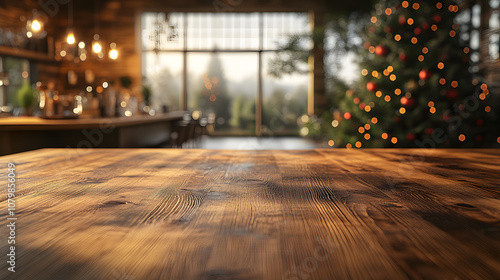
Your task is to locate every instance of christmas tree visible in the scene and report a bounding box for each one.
[306,0,499,148]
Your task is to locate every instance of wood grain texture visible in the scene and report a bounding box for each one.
[0,149,499,280]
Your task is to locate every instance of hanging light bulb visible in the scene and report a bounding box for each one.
[92,34,102,53]
[66,29,76,44]
[109,42,118,60]
[26,10,47,39]
[31,20,42,32]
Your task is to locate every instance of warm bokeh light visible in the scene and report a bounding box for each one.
[364,124,371,130]
[344,112,352,119]
[451,81,458,88]
[328,140,334,147]
[387,66,394,72]
[376,91,382,98]
[31,20,41,32]
[407,18,414,25]
[412,3,420,10]
[481,84,488,90]
[449,30,456,37]
[371,117,378,124]
[371,16,377,23]
[485,106,491,112]
[66,31,75,45]
[394,88,401,95]
[355,141,362,148]
[422,47,428,54]
[362,69,368,76]
[402,1,409,8]
[479,93,486,100]
[439,78,446,85]
[346,143,352,149]
[332,120,339,127]
[430,107,436,114]
[385,8,392,15]
[384,95,391,102]
[382,133,388,140]
[391,137,398,144]
[364,106,371,112]
[458,134,466,142]
[395,34,401,41]
[364,133,371,140]
[438,62,444,69]
[369,46,376,53]
[109,49,119,60]
[399,107,406,114]
[92,41,102,53]
[431,24,438,31]
[463,47,469,54]
[436,2,443,9]
[390,74,396,81]
[418,55,424,61]
[358,127,365,134]
[411,37,418,44]
[428,101,434,107]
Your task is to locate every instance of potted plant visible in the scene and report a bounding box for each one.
[16,83,37,116]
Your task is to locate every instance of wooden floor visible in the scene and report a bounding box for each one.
[1,149,499,279]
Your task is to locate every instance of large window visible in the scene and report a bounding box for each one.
[0,56,31,108]
[141,12,310,135]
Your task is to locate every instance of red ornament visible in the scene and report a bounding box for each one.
[406,133,416,141]
[363,42,371,49]
[400,97,409,106]
[422,22,430,30]
[366,82,378,92]
[419,69,431,80]
[399,53,408,61]
[446,89,459,100]
[359,103,366,110]
[343,112,351,120]
[425,128,434,134]
[414,27,422,35]
[375,45,389,56]
[399,16,406,25]
[433,15,442,23]
[476,119,484,126]
[400,97,415,107]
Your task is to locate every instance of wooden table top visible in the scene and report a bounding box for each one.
[0,111,186,130]
[1,149,499,279]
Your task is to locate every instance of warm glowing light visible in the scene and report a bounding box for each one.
[96,86,104,94]
[78,41,85,48]
[430,107,436,114]
[385,8,392,15]
[431,25,438,31]
[376,91,382,98]
[92,41,102,53]
[80,54,87,61]
[449,30,456,37]
[387,66,393,72]
[328,140,335,147]
[355,141,362,148]
[383,69,390,76]
[384,95,391,102]
[428,101,434,107]
[344,112,352,119]
[395,34,401,41]
[485,106,491,112]
[124,111,132,117]
[60,50,66,57]
[418,55,424,61]
[451,81,458,88]
[332,120,339,127]
[437,2,443,9]
[372,70,379,77]
[407,18,414,25]
[390,74,397,81]
[391,137,398,144]
[399,107,406,114]
[412,3,420,10]
[362,69,368,76]
[402,1,409,8]
[66,31,75,44]
[300,127,309,136]
[369,46,376,53]
[382,133,388,139]
[209,94,217,102]
[463,47,469,54]
[411,37,418,44]
[109,49,119,60]
[87,86,93,92]
[371,16,377,23]
[364,124,371,130]
[438,62,445,69]
[353,97,360,104]
[31,20,42,32]
[439,78,446,85]
[192,110,201,120]
[102,82,109,88]
[479,93,486,100]
[364,134,371,140]
[346,143,352,149]
[358,127,365,134]
[371,117,378,124]
[422,47,428,54]
[458,134,466,142]
[480,84,488,90]
[395,89,401,95]
[364,106,371,112]
[497,137,500,144]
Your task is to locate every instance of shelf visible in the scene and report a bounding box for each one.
[0,45,55,62]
